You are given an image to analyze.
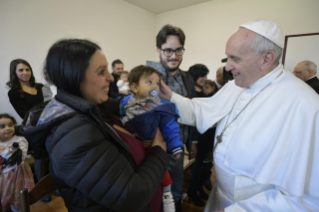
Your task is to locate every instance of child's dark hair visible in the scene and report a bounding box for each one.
[205,80,215,89]
[0,113,17,125]
[129,65,161,86]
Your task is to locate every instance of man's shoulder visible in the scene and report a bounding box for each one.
[281,72,319,104]
[306,76,319,85]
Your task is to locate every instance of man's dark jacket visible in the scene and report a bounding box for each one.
[20,90,168,212]
[108,73,120,98]
[306,76,319,94]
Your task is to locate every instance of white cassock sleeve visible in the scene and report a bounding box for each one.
[224,188,319,212]
[170,81,243,133]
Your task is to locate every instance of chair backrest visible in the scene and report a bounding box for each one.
[20,174,58,212]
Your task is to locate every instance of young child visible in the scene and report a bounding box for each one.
[0,113,34,212]
[120,65,184,212]
[116,71,130,95]
[202,79,216,96]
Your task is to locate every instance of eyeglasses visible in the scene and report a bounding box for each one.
[293,71,303,74]
[160,47,185,57]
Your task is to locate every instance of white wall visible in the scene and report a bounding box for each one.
[284,35,319,77]
[2,0,319,123]
[0,0,156,123]
[155,0,319,80]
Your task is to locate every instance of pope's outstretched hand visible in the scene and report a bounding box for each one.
[159,79,173,101]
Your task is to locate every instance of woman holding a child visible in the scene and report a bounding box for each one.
[21,39,168,212]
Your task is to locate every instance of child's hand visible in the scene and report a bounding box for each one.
[152,130,167,152]
[174,154,181,159]
[143,140,153,148]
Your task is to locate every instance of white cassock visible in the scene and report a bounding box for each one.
[171,64,319,211]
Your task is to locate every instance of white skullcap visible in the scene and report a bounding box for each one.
[240,19,284,48]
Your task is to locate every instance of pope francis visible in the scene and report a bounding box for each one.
[160,19,319,211]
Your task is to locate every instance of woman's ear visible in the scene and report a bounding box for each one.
[260,51,276,71]
[130,83,138,94]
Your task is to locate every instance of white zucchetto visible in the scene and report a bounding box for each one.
[240,19,284,48]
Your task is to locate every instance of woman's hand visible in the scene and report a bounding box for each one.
[152,129,167,152]
[159,79,173,101]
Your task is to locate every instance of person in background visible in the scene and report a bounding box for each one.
[7,59,44,119]
[214,66,228,91]
[21,39,169,212]
[117,70,130,95]
[0,113,34,212]
[188,64,209,97]
[109,59,124,98]
[203,80,216,96]
[147,24,195,211]
[187,64,214,207]
[294,60,319,94]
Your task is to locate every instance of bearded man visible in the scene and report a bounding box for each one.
[147,24,195,212]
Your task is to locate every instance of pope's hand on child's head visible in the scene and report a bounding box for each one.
[159,79,172,101]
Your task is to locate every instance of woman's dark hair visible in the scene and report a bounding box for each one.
[0,113,17,125]
[6,59,37,97]
[156,24,186,49]
[45,39,101,97]
[129,65,161,86]
[188,64,209,84]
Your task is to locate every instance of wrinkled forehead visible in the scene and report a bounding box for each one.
[226,28,256,53]
[294,62,306,70]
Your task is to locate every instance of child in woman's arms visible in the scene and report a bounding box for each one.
[120,65,184,212]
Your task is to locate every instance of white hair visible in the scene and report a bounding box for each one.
[249,33,283,65]
[300,60,317,74]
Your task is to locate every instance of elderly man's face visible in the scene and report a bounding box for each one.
[294,63,311,81]
[225,28,264,88]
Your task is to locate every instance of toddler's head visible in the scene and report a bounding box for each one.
[203,80,216,96]
[0,113,17,142]
[129,65,161,99]
[120,71,129,82]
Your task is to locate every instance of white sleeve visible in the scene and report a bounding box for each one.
[170,81,243,134]
[225,189,319,212]
[117,80,124,87]
[18,137,29,160]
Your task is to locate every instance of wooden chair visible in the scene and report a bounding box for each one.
[19,174,58,212]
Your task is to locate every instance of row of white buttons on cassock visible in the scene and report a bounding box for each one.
[213,89,255,168]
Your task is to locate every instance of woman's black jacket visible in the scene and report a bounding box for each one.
[21,90,169,212]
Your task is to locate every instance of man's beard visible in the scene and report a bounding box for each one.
[160,56,182,73]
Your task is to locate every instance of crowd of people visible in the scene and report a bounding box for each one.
[1,19,318,212]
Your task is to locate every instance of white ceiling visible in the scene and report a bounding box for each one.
[123,0,212,14]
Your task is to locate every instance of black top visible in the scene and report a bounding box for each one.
[195,90,206,98]
[108,73,120,98]
[8,84,44,119]
[306,77,319,94]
